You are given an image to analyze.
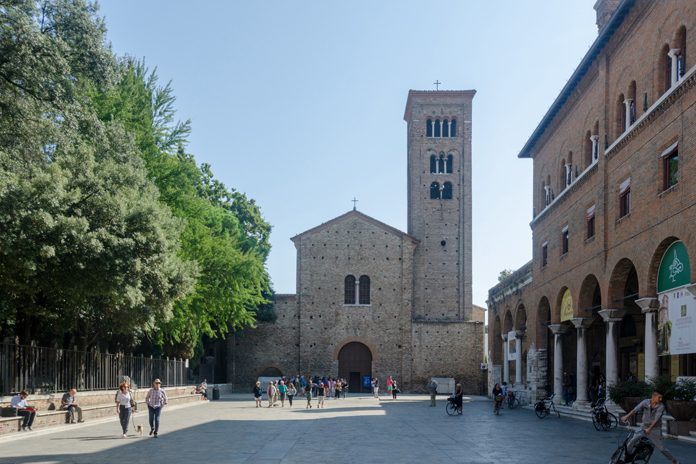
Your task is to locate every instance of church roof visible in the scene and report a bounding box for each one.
[290,210,419,244]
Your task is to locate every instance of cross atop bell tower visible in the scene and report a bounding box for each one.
[403,89,476,321]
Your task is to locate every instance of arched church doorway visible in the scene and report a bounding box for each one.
[259,366,283,377]
[338,342,372,393]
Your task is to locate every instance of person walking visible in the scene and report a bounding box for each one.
[253,381,262,408]
[621,389,680,464]
[305,382,313,409]
[387,376,393,397]
[267,381,276,408]
[335,380,342,399]
[11,391,36,431]
[145,378,168,438]
[317,382,326,408]
[115,382,133,438]
[391,380,398,399]
[287,382,297,408]
[278,380,288,407]
[427,378,438,407]
[372,378,380,399]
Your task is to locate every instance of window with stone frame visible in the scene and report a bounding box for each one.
[586,205,596,240]
[561,226,569,255]
[430,154,437,173]
[434,119,441,137]
[358,275,370,305]
[450,119,457,137]
[426,119,433,137]
[344,275,356,304]
[619,179,631,218]
[541,242,548,268]
[446,154,453,173]
[662,143,679,191]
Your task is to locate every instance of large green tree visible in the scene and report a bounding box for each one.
[0,1,273,357]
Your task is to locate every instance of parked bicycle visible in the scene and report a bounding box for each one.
[506,390,522,409]
[609,421,654,463]
[591,398,618,431]
[445,395,462,416]
[534,393,560,419]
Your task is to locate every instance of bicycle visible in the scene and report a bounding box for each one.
[591,399,618,431]
[445,396,462,416]
[493,394,503,415]
[609,422,654,463]
[534,393,560,419]
[507,390,522,409]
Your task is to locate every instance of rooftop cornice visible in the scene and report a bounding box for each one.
[517,0,635,159]
[404,89,476,121]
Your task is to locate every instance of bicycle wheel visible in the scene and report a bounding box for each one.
[603,412,618,431]
[592,412,603,431]
[609,446,625,464]
[534,403,548,419]
[446,402,456,416]
[509,398,520,409]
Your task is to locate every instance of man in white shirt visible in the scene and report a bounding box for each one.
[11,391,36,431]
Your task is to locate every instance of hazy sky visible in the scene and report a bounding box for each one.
[98,1,598,307]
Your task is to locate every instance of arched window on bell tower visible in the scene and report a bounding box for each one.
[446,154,453,173]
[442,119,450,137]
[450,118,457,137]
[426,119,433,137]
[430,182,440,199]
[442,182,453,199]
[430,154,437,173]
[438,152,446,173]
[434,119,441,137]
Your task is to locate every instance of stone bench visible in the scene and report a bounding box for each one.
[0,389,201,436]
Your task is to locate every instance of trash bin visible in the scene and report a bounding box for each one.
[212,386,220,400]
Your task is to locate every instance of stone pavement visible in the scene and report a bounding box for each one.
[0,394,693,464]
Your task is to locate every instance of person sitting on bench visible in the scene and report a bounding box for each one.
[10,391,36,431]
[61,388,84,424]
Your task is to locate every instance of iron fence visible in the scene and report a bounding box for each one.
[0,343,189,395]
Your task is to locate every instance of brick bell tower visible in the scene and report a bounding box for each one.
[404,90,475,321]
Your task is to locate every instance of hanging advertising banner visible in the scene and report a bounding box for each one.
[507,330,517,361]
[560,289,573,322]
[657,241,696,356]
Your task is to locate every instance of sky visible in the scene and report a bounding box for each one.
[98,0,598,308]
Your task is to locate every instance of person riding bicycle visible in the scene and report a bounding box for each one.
[492,383,504,411]
[453,383,464,411]
[620,389,680,464]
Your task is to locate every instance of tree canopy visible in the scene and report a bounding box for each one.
[0,0,272,358]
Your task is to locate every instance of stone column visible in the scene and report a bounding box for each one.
[669,48,681,87]
[502,333,509,384]
[515,329,525,386]
[590,134,599,163]
[571,317,593,409]
[598,309,626,389]
[623,99,634,131]
[635,297,658,382]
[548,324,566,404]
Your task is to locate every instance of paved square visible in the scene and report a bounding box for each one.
[0,395,692,463]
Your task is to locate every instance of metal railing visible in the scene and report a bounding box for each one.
[0,343,189,395]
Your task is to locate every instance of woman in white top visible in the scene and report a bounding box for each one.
[115,382,132,438]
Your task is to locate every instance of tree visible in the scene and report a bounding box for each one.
[498,269,514,283]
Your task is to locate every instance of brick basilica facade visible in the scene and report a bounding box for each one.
[227,91,485,393]
[488,0,696,405]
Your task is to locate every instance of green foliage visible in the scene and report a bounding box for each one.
[0,0,273,357]
[650,376,696,401]
[608,380,652,405]
[497,269,514,283]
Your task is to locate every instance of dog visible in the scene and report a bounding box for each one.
[136,424,143,436]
